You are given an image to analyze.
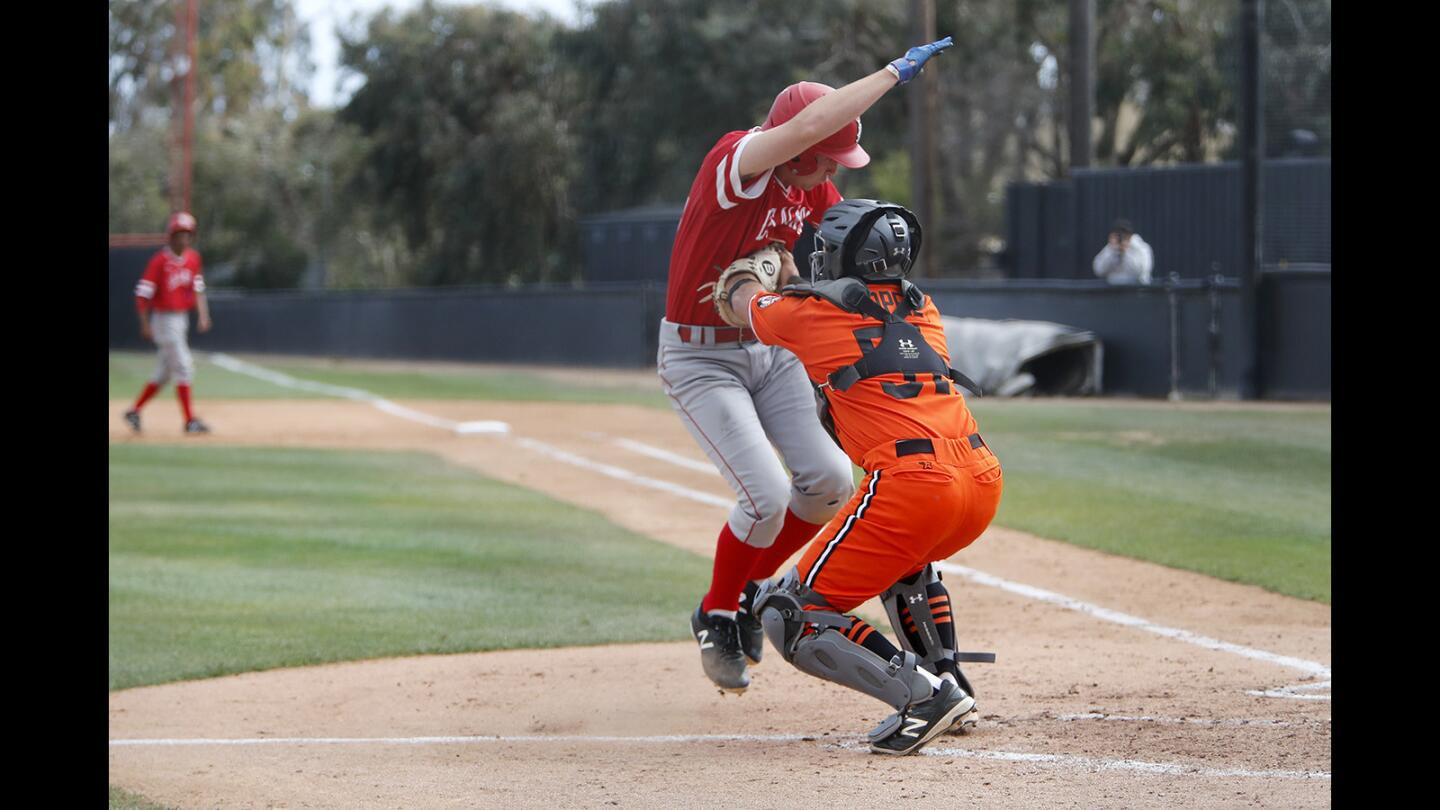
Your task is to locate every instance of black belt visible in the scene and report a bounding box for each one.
[895,434,984,457]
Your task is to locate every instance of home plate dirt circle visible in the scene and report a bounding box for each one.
[108,397,1331,809]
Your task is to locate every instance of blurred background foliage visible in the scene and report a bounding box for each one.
[109,0,1330,288]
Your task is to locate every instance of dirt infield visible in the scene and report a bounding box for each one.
[108,395,1331,808]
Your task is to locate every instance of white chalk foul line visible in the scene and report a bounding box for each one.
[107,734,1328,780]
[1055,713,1326,728]
[610,436,717,474]
[934,562,1331,680]
[511,437,733,509]
[206,356,1330,691]
[902,744,1330,780]
[208,353,508,436]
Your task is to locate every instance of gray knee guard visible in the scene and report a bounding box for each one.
[755,569,933,712]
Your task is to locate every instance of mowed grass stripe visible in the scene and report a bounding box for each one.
[969,400,1331,603]
[108,445,710,691]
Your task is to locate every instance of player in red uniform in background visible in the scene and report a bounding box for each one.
[124,212,213,434]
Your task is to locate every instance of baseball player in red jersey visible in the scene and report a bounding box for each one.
[723,198,1003,755]
[662,38,955,694]
[124,212,213,434]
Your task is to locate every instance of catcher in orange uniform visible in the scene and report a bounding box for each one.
[712,198,1002,755]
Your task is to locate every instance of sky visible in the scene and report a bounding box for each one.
[294,0,588,108]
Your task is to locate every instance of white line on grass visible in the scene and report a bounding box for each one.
[934,561,1331,680]
[208,353,507,435]
[510,437,733,509]
[107,734,1329,780]
[203,356,1331,691]
[608,436,716,473]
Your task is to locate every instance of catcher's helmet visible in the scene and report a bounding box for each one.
[167,211,197,236]
[808,199,923,283]
[761,82,869,174]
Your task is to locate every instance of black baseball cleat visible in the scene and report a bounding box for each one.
[737,580,765,666]
[691,604,750,693]
[123,409,142,433]
[868,679,974,756]
[184,418,211,434]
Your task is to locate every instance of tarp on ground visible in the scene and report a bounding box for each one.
[940,317,1104,396]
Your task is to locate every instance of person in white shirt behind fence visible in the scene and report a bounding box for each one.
[1092,218,1153,285]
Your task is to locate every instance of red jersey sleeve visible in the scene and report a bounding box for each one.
[135,252,163,311]
[191,251,206,293]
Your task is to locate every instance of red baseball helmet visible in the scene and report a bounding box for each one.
[761,82,870,173]
[167,211,197,236]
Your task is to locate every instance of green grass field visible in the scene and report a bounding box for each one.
[108,351,1331,603]
[969,400,1331,602]
[109,444,710,691]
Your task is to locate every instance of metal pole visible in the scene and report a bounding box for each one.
[1207,268,1223,398]
[1068,0,1095,171]
[183,0,198,214]
[908,0,937,278]
[1238,0,1264,399]
[1167,273,1181,401]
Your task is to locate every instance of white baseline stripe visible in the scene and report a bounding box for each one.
[611,437,717,474]
[935,562,1331,679]
[512,437,732,509]
[108,734,1329,780]
[208,354,507,435]
[906,744,1330,781]
[1055,713,1325,728]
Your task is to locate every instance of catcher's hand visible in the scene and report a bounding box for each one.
[698,244,787,328]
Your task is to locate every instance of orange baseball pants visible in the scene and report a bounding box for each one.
[795,435,1003,613]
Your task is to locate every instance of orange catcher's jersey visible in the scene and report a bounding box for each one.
[747,283,979,468]
[665,129,843,326]
[136,248,205,312]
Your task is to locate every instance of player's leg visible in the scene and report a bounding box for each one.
[756,464,975,754]
[163,314,206,433]
[882,441,1004,732]
[127,321,177,432]
[748,346,855,581]
[658,341,794,689]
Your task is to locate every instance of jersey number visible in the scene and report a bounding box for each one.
[850,326,952,400]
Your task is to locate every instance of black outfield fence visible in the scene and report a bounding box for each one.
[110,247,1328,400]
[1006,158,1330,281]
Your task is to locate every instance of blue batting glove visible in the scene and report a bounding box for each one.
[887,36,954,84]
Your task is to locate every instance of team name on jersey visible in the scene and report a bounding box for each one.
[166,266,194,291]
[753,203,812,242]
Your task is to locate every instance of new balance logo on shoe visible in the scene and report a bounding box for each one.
[900,717,927,738]
[697,630,714,650]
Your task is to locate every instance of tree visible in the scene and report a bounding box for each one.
[338,2,579,285]
[109,0,313,133]
[558,0,909,214]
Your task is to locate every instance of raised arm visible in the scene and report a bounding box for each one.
[736,38,954,178]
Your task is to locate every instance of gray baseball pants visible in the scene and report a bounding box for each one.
[150,311,195,385]
[657,319,855,548]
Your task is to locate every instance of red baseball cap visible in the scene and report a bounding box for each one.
[167,212,197,236]
[761,82,870,169]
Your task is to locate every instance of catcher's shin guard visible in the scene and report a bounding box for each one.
[755,570,933,712]
[881,564,993,697]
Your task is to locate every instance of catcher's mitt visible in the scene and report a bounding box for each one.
[698,244,787,328]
